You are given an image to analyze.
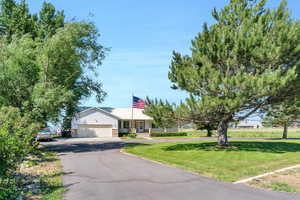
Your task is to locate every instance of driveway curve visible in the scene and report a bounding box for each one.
[44,139,300,200]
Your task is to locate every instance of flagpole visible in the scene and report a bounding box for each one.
[131,94,134,132]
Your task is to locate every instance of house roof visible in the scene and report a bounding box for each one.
[77,106,93,112]
[78,107,152,120]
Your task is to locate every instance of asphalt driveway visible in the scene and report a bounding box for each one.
[44,139,300,200]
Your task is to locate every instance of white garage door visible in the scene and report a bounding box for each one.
[77,124,113,138]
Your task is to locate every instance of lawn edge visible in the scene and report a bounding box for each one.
[121,148,300,195]
[234,164,300,184]
[44,152,66,200]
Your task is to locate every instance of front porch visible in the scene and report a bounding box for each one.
[118,120,152,134]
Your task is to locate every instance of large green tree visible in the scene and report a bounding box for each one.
[0,0,107,126]
[151,0,300,146]
[144,98,177,132]
[0,1,106,197]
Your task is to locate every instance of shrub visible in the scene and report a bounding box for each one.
[61,130,72,138]
[0,178,19,200]
[150,132,188,137]
[119,132,137,138]
[119,132,127,137]
[0,107,39,177]
[128,133,137,138]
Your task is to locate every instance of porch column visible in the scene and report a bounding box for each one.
[130,120,136,133]
[130,120,135,128]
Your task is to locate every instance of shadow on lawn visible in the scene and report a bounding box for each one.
[164,141,300,153]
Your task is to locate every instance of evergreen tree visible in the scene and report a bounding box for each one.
[144,98,177,132]
[166,0,300,146]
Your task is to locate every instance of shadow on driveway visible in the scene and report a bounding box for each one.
[45,141,149,154]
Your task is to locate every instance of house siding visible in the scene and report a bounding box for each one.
[71,107,154,137]
[72,109,118,129]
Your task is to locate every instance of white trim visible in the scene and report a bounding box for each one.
[78,107,152,120]
[78,124,113,127]
[234,164,300,184]
[79,107,120,120]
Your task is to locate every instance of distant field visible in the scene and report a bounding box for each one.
[184,128,300,138]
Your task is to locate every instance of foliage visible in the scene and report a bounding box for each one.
[0,178,19,200]
[128,133,137,138]
[0,1,64,40]
[150,132,188,137]
[0,1,107,197]
[147,0,300,146]
[0,0,34,39]
[262,97,300,138]
[0,0,107,126]
[195,123,218,137]
[0,149,66,200]
[61,130,72,138]
[144,98,177,130]
[0,107,39,177]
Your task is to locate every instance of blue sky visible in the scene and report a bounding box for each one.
[28,0,300,108]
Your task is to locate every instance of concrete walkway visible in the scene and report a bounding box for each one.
[43,139,300,200]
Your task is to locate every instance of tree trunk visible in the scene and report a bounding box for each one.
[282,124,288,139]
[62,103,76,131]
[217,121,228,146]
[164,127,167,132]
[207,128,212,137]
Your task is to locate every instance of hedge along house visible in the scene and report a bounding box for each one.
[71,107,153,138]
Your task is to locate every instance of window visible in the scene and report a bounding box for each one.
[123,121,130,129]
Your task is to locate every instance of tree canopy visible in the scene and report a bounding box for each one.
[146,0,300,146]
[144,98,177,131]
[0,0,107,126]
[0,1,107,197]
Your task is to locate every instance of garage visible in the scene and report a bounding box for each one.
[76,124,113,138]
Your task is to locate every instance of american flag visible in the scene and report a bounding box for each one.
[132,96,145,109]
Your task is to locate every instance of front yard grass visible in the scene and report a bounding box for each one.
[124,140,300,182]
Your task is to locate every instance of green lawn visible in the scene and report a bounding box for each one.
[124,140,300,182]
[169,128,300,138]
[227,128,300,138]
